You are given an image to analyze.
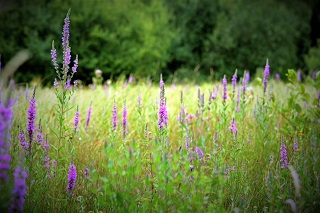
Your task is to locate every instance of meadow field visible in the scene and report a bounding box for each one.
[1,12,320,213]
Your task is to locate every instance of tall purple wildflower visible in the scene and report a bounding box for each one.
[42,136,51,178]
[72,55,78,73]
[42,136,50,154]
[158,99,168,129]
[122,103,127,138]
[65,78,71,90]
[232,71,237,96]
[112,101,118,132]
[61,10,72,77]
[280,141,289,168]
[66,163,77,194]
[312,71,318,80]
[18,130,28,152]
[222,75,228,103]
[195,146,204,161]
[158,76,168,130]
[26,88,36,151]
[51,41,59,72]
[64,48,71,73]
[62,11,70,50]
[36,123,43,145]
[44,156,51,179]
[0,100,13,181]
[229,118,237,136]
[246,72,250,82]
[85,103,92,133]
[275,73,280,80]
[297,70,301,82]
[129,74,134,84]
[211,85,219,100]
[54,79,59,88]
[74,107,80,132]
[242,72,247,103]
[263,59,270,94]
[9,166,27,212]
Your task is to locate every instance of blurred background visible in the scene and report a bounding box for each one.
[0,0,319,85]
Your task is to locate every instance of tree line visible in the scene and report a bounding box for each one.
[0,0,319,85]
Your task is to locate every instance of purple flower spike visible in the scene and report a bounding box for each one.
[84,168,89,179]
[297,70,301,82]
[112,102,118,132]
[66,163,77,194]
[242,72,247,102]
[62,10,71,74]
[62,11,70,50]
[74,107,80,132]
[54,79,59,88]
[195,146,204,160]
[246,72,250,82]
[36,128,43,145]
[158,76,168,130]
[229,118,237,136]
[26,88,36,148]
[72,55,78,73]
[263,59,270,94]
[63,47,71,71]
[222,75,228,102]
[158,99,168,129]
[275,73,280,80]
[129,74,134,84]
[212,85,219,100]
[312,71,317,80]
[18,130,28,152]
[280,141,289,168]
[42,136,50,154]
[51,41,58,72]
[232,71,237,96]
[9,166,28,212]
[122,103,127,138]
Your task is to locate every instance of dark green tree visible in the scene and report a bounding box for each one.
[203,0,311,78]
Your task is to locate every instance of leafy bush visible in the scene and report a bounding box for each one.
[304,39,320,71]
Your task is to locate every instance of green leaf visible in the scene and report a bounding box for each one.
[286,69,298,84]
[294,103,301,113]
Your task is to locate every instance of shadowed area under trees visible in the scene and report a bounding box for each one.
[0,0,319,85]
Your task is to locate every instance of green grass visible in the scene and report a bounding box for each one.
[1,73,320,212]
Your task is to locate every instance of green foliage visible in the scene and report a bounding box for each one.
[63,0,175,82]
[203,0,311,78]
[304,39,320,71]
[0,0,315,84]
[0,0,174,84]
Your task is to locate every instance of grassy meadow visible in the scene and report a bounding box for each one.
[1,72,320,212]
[1,11,320,213]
